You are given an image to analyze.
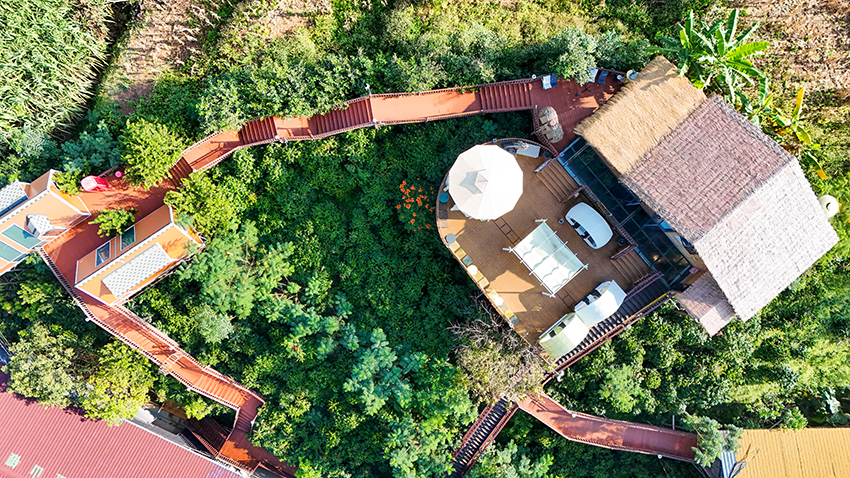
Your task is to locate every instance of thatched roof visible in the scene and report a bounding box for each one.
[678,273,736,335]
[622,95,837,321]
[573,57,705,176]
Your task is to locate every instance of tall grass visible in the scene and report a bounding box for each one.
[0,0,111,151]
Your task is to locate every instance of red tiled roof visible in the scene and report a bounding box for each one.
[0,375,242,478]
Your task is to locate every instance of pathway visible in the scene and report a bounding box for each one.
[38,72,620,475]
[517,393,698,462]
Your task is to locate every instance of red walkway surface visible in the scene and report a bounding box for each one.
[518,393,697,462]
[175,74,620,175]
[33,73,620,476]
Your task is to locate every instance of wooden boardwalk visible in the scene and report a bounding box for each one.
[33,72,641,476]
[517,393,698,462]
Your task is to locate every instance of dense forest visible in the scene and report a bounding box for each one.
[1,0,849,477]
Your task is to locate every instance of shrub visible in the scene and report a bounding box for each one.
[683,414,743,466]
[90,208,137,238]
[53,170,84,196]
[121,118,184,189]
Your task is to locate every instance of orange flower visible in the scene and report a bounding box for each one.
[426,224,431,229]
[410,219,415,224]
[405,204,411,209]
[412,212,416,217]
[396,205,401,209]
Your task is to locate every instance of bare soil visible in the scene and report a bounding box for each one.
[101,0,205,114]
[734,0,850,91]
[226,0,330,40]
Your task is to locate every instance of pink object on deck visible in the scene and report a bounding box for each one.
[81,175,113,192]
[114,170,124,178]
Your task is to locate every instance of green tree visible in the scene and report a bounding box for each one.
[60,121,122,173]
[192,304,234,344]
[89,207,137,238]
[177,220,294,318]
[81,341,154,425]
[165,171,242,236]
[655,9,768,102]
[467,440,552,478]
[120,118,184,189]
[682,414,743,466]
[452,312,549,403]
[599,364,643,413]
[2,323,87,407]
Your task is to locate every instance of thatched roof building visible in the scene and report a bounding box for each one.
[575,57,838,334]
[574,57,706,176]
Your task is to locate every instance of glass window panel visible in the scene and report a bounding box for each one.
[2,225,40,249]
[95,243,110,266]
[0,242,24,262]
[120,226,135,250]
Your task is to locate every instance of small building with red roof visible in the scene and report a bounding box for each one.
[0,375,245,478]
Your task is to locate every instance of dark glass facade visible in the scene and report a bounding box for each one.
[559,138,692,285]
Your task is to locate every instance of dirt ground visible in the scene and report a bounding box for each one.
[100,0,207,114]
[734,0,850,91]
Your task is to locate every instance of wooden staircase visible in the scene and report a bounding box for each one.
[311,99,373,136]
[238,117,277,145]
[552,273,670,371]
[478,82,534,113]
[450,399,517,477]
[612,250,650,286]
[535,160,579,202]
[168,156,193,188]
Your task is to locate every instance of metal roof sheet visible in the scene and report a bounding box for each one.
[0,376,242,478]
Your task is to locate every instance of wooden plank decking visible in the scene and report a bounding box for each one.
[437,154,650,347]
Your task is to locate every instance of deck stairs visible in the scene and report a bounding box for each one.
[450,399,516,477]
[610,273,670,322]
[309,99,374,137]
[478,82,534,113]
[168,156,193,188]
[238,117,277,145]
[612,250,650,286]
[535,160,580,202]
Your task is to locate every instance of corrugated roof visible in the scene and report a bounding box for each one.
[573,57,705,176]
[735,428,850,478]
[0,376,243,478]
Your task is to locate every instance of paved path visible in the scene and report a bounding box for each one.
[39,73,620,474]
[517,393,698,462]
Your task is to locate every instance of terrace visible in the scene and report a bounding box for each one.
[436,142,659,354]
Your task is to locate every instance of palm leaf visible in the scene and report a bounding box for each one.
[727,41,769,60]
[725,9,739,44]
[793,86,805,122]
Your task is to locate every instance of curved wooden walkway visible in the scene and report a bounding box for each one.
[38,73,620,475]
[517,393,698,462]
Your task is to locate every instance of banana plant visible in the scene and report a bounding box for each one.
[655,9,769,103]
[736,77,775,126]
[771,86,825,178]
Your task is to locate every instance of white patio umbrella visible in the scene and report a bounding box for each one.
[448,145,524,220]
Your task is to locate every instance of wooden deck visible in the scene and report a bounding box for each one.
[436,153,650,347]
